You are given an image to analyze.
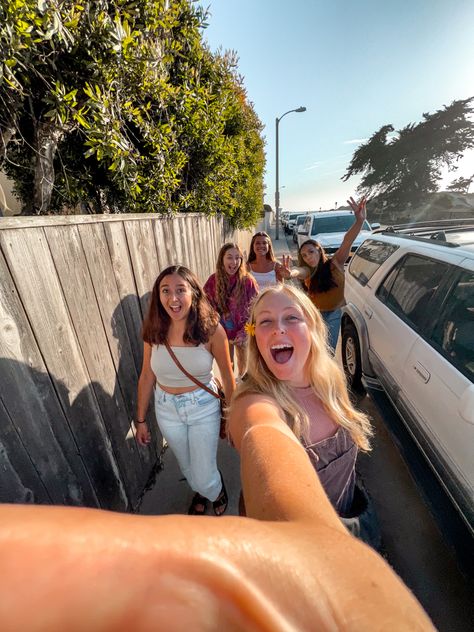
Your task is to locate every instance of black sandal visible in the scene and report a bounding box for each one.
[213,475,228,516]
[188,492,208,515]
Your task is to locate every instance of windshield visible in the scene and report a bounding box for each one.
[312,216,371,235]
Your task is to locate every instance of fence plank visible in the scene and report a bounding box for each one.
[46,224,145,505]
[152,219,172,271]
[0,398,50,504]
[0,227,128,509]
[169,217,185,267]
[182,215,198,274]
[78,222,156,473]
[103,221,161,463]
[124,219,160,314]
[103,221,143,372]
[177,215,192,270]
[0,248,97,505]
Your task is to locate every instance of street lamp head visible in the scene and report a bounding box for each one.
[296,106,306,112]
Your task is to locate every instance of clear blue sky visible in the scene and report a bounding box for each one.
[201,0,474,212]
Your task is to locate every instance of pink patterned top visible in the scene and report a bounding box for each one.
[204,273,258,344]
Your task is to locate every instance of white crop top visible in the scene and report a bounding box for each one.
[251,265,278,290]
[151,344,214,388]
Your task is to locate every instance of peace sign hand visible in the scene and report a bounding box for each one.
[279,254,293,279]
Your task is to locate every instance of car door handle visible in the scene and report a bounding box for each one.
[413,362,430,383]
[363,306,373,319]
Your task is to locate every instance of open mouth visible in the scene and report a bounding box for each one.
[270,344,293,364]
[170,305,182,314]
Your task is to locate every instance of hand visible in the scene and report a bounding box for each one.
[135,421,151,445]
[278,255,293,280]
[347,196,367,223]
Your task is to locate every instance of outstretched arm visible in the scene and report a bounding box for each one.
[333,196,367,268]
[0,393,434,631]
[277,254,310,281]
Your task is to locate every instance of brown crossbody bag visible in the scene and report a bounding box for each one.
[163,341,227,439]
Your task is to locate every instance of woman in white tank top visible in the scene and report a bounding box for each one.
[247,231,288,290]
[135,265,235,516]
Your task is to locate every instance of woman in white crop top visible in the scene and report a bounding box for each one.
[135,265,235,516]
[247,231,291,290]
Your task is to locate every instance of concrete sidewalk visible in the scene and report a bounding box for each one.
[264,220,293,260]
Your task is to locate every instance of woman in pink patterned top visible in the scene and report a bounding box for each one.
[204,243,258,376]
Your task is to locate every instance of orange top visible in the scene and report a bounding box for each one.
[304,263,345,312]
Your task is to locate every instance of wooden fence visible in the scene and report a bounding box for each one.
[0,213,252,511]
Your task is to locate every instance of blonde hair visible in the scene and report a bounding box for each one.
[234,284,372,450]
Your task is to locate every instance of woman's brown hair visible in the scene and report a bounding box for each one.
[142,266,219,345]
[215,243,248,315]
[298,239,337,294]
[247,232,276,264]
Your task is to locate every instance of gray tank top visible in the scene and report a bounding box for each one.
[290,386,357,515]
[151,344,214,388]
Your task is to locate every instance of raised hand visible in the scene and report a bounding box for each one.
[279,254,293,279]
[347,196,367,223]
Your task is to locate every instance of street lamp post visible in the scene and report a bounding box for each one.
[275,106,306,240]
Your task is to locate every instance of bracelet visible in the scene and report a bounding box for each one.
[134,419,147,424]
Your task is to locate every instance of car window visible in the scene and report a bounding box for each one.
[430,271,474,382]
[301,217,311,233]
[376,254,450,331]
[311,216,371,235]
[349,240,399,286]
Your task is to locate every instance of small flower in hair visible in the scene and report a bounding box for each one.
[244,321,256,336]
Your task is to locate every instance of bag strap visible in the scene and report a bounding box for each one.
[163,340,222,400]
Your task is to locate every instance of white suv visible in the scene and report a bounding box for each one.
[341,220,474,534]
[296,210,376,253]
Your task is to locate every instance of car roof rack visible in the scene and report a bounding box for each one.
[380,217,474,233]
[373,217,474,248]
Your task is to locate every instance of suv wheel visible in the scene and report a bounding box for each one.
[342,322,362,390]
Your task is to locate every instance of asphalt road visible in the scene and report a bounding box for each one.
[285,233,474,631]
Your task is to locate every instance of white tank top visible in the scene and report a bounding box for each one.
[251,265,278,290]
[151,344,214,388]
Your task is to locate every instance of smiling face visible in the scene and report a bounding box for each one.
[159,273,193,322]
[223,248,242,276]
[254,292,312,387]
[252,235,270,258]
[299,243,321,268]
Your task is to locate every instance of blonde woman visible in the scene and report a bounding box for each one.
[229,284,377,542]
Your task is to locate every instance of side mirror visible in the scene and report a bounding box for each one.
[371,223,381,230]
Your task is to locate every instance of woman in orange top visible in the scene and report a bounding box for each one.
[288,196,367,351]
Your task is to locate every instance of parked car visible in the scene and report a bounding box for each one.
[280,211,289,226]
[296,210,375,257]
[283,211,304,233]
[292,213,310,243]
[341,219,474,535]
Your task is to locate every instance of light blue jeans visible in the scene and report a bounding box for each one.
[154,381,222,502]
[322,308,342,352]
